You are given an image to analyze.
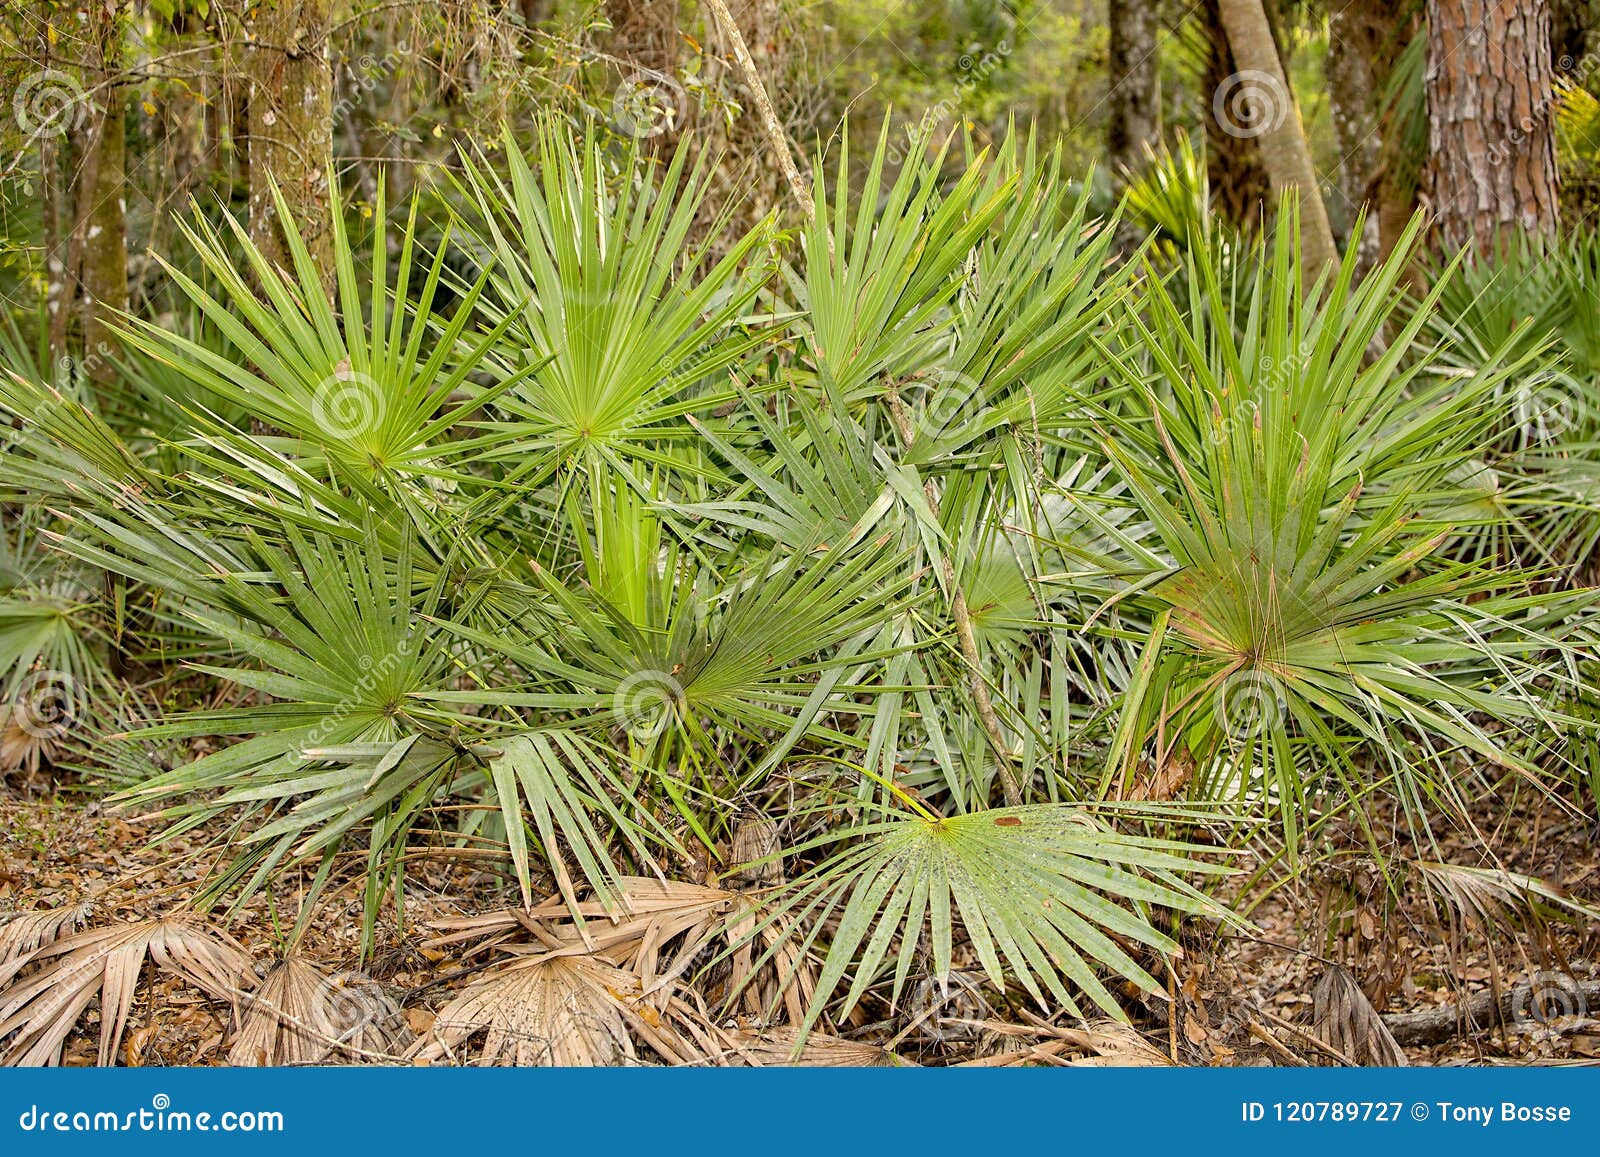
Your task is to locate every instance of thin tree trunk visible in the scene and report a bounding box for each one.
[1201,0,1270,228]
[702,0,812,220]
[245,0,334,286]
[1215,0,1339,283]
[37,1,69,362]
[80,1,127,388]
[1107,0,1160,196]
[1423,0,1559,255]
[1327,2,1383,276]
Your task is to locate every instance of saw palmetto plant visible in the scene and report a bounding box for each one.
[0,119,1594,1065]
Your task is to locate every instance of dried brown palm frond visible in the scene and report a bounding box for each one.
[719,1025,905,1067]
[408,951,722,1067]
[1310,965,1406,1066]
[228,956,412,1066]
[0,917,252,1066]
[424,877,817,1024]
[0,903,92,971]
[958,1017,1174,1067]
[1410,860,1600,938]
[0,705,64,776]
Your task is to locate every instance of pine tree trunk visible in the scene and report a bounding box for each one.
[246,0,334,286]
[1215,0,1339,282]
[80,1,127,388]
[1423,0,1559,255]
[1107,0,1160,195]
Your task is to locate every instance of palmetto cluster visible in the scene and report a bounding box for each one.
[0,120,1592,1062]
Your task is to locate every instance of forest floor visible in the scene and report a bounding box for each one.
[1,780,1596,1067]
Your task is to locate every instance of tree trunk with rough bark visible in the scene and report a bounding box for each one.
[245,0,334,286]
[1423,0,1560,255]
[80,1,127,388]
[1215,0,1339,283]
[1108,0,1160,196]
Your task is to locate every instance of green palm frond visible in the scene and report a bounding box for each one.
[770,801,1230,1036]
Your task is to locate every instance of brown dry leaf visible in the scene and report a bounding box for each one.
[0,917,252,1067]
[0,705,64,775]
[1311,965,1406,1066]
[0,903,92,970]
[228,956,411,1066]
[958,1017,1173,1067]
[407,953,647,1066]
[425,877,817,1026]
[722,1026,905,1067]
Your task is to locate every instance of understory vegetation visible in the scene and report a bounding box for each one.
[1,118,1598,1066]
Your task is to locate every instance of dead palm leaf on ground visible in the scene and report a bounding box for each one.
[0,917,251,1066]
[1311,965,1406,1066]
[407,950,725,1066]
[1411,860,1600,935]
[229,956,411,1065]
[719,1025,904,1067]
[0,903,92,971]
[957,1018,1173,1067]
[425,877,817,1024]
